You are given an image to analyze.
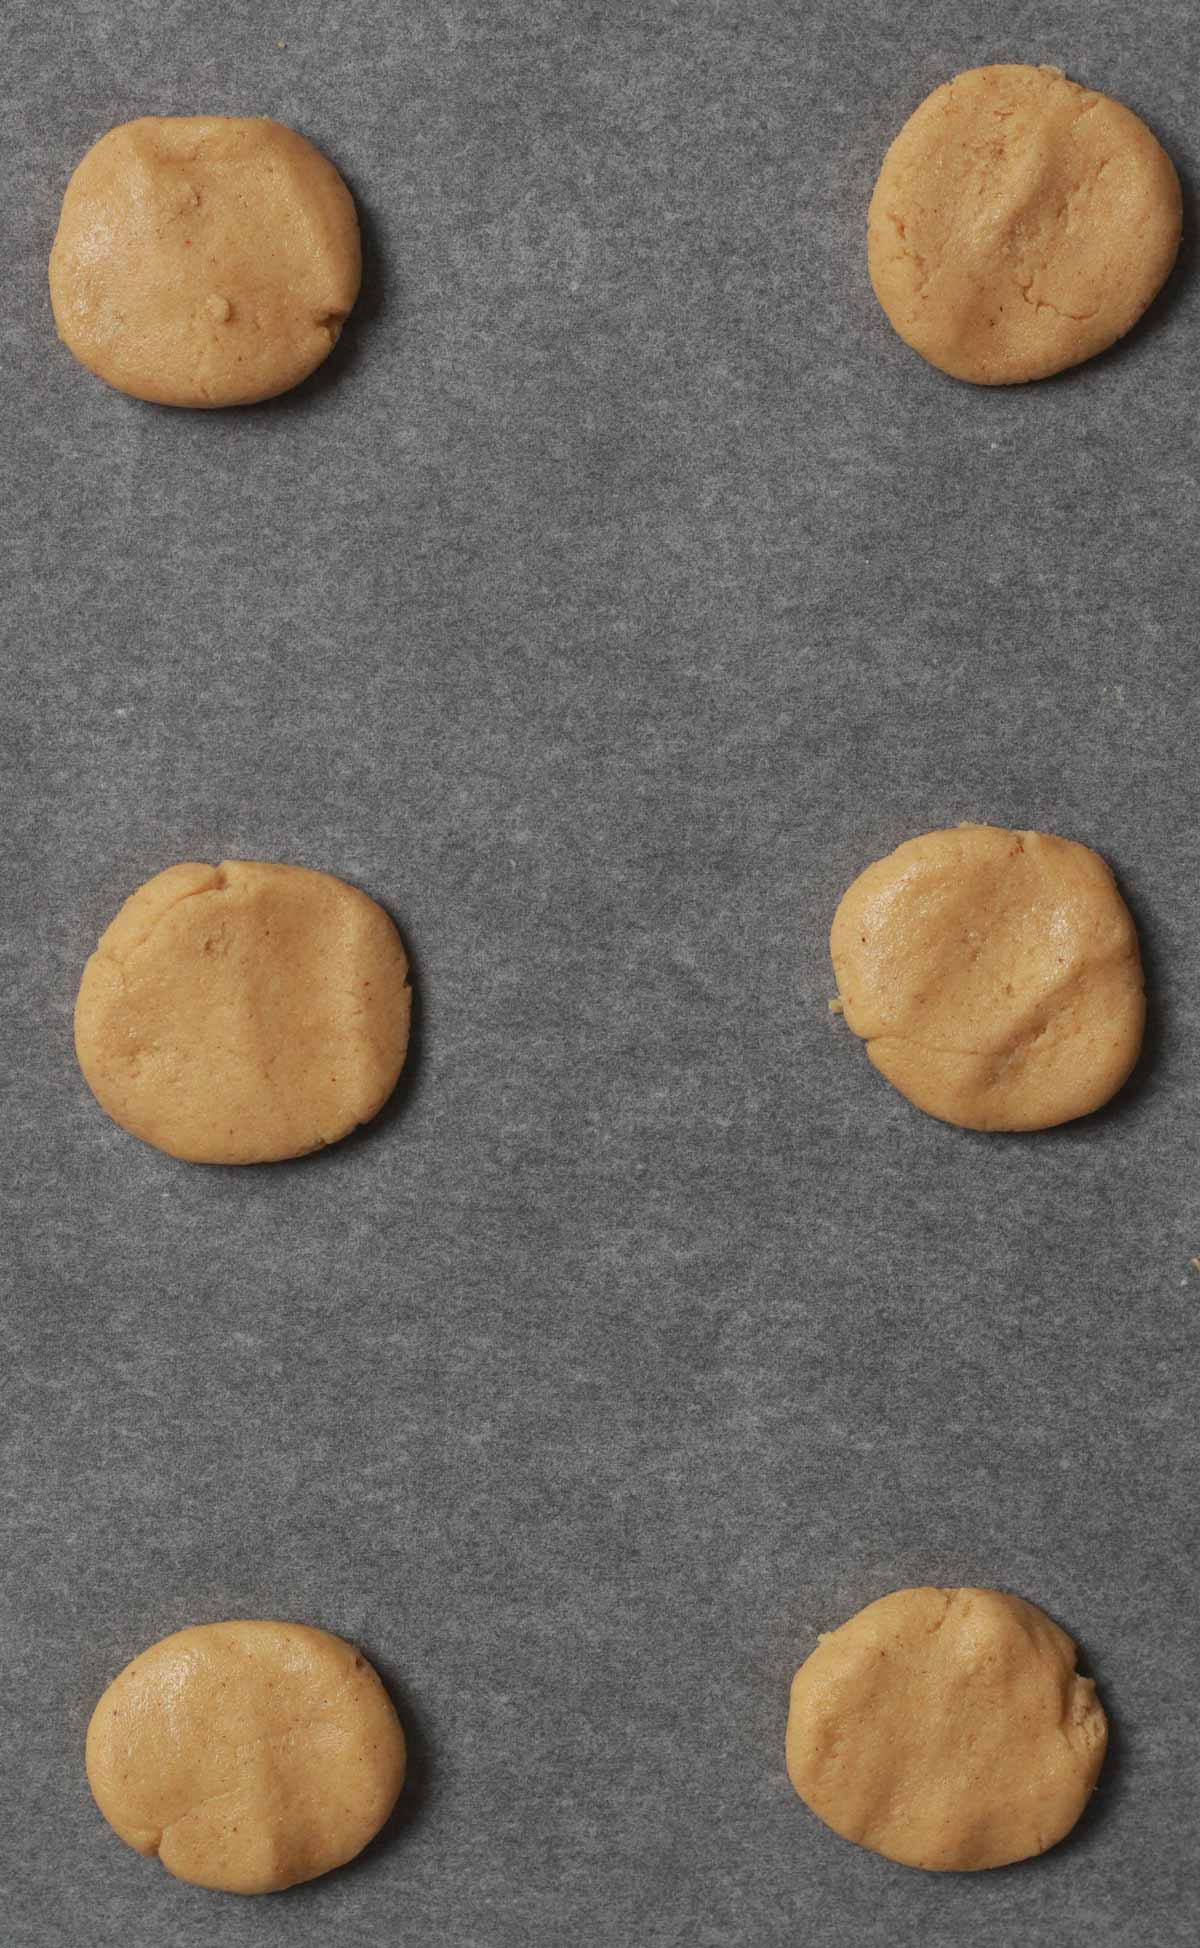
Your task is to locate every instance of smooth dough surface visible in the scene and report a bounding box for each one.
[87,1620,406,1894]
[830,824,1144,1130]
[50,117,361,406]
[75,860,410,1163]
[786,1586,1107,1871]
[868,64,1181,383]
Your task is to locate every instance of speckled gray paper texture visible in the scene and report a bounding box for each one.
[3,3,1200,1943]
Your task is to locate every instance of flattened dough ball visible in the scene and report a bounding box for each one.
[86,1620,406,1894]
[830,824,1144,1130]
[786,1586,1107,1871]
[50,117,361,406]
[75,860,410,1163]
[868,65,1181,383]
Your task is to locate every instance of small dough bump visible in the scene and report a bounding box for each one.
[50,117,361,407]
[75,859,411,1163]
[868,65,1181,383]
[86,1620,406,1894]
[830,824,1144,1131]
[786,1586,1107,1871]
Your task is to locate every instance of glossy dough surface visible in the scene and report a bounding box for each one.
[86,1620,406,1894]
[786,1586,1107,1871]
[75,860,410,1163]
[868,65,1181,383]
[830,824,1144,1130]
[50,117,360,406]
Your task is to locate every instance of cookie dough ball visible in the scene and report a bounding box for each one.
[49,117,361,406]
[868,65,1181,383]
[87,1620,406,1894]
[786,1586,1107,1871]
[75,860,410,1163]
[830,824,1144,1130]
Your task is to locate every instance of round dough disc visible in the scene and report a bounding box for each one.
[75,859,411,1163]
[86,1620,406,1894]
[786,1586,1107,1871]
[49,117,361,407]
[830,824,1144,1130]
[867,65,1181,383]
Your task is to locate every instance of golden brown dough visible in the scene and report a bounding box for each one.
[868,65,1181,383]
[75,860,410,1163]
[87,1620,406,1894]
[786,1586,1107,1870]
[50,117,361,406]
[830,824,1144,1130]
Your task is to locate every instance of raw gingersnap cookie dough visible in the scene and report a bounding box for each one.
[49,117,361,406]
[75,860,410,1163]
[868,64,1181,383]
[87,1620,406,1894]
[786,1586,1107,1871]
[830,824,1144,1131]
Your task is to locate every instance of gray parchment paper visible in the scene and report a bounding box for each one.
[3,3,1200,1944]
